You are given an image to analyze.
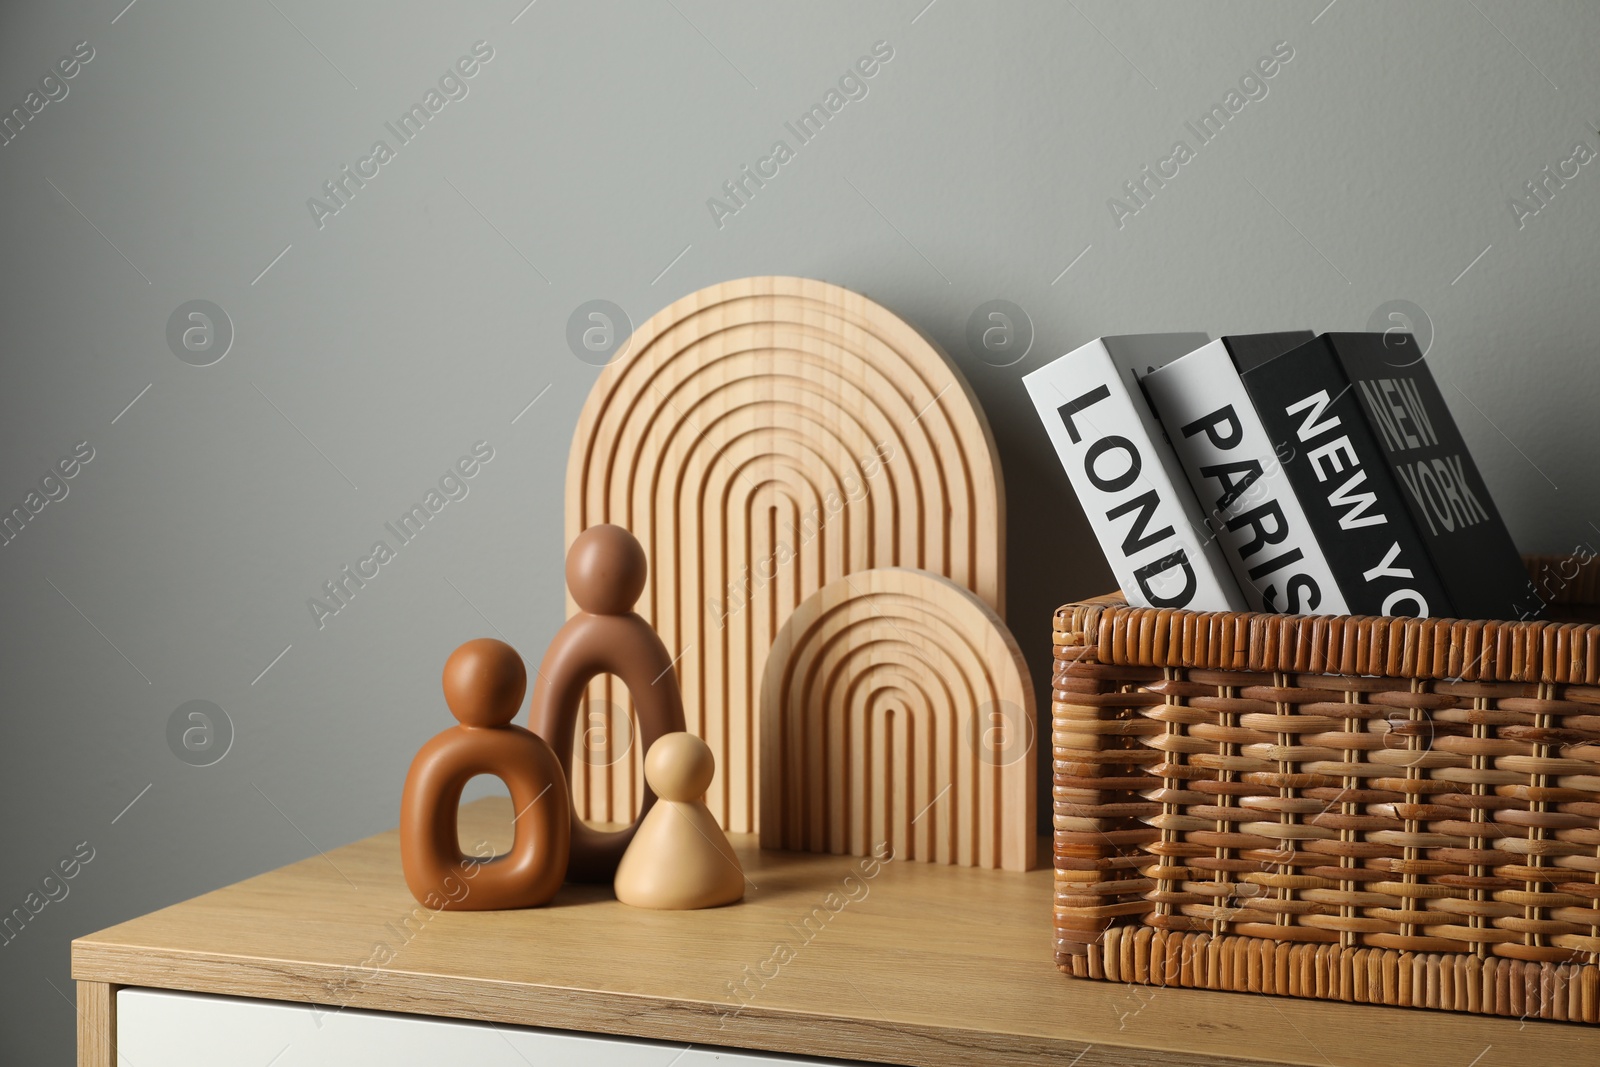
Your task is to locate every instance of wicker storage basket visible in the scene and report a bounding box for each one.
[1053,554,1600,1021]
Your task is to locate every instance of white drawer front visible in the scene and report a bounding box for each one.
[116,989,865,1067]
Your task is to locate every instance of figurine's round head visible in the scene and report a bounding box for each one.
[566,524,648,615]
[442,638,526,727]
[644,732,715,802]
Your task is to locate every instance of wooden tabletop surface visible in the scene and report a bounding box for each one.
[74,798,1590,1067]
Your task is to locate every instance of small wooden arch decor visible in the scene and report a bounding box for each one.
[566,277,1005,834]
[759,567,1035,871]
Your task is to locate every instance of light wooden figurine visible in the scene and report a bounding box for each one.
[530,524,687,882]
[565,277,1007,836]
[613,733,745,910]
[400,638,571,909]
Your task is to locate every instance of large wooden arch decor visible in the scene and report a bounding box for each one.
[565,277,1005,834]
[759,567,1035,871]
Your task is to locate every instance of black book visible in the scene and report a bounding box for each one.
[1332,332,1528,620]
[1238,333,1452,618]
[1222,331,1314,372]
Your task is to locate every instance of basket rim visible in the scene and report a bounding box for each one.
[1052,554,1600,686]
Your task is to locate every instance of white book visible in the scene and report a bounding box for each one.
[1023,334,1245,612]
[1141,336,1350,615]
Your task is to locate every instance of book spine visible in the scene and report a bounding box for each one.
[1142,343,1350,615]
[1240,340,1453,618]
[1332,335,1530,621]
[1023,342,1245,612]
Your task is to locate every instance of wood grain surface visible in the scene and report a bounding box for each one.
[564,276,1005,835]
[75,981,116,1067]
[73,798,1590,1067]
[760,567,1035,871]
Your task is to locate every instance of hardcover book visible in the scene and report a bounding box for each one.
[1330,332,1528,620]
[1238,333,1452,618]
[1142,332,1350,615]
[1024,333,1245,612]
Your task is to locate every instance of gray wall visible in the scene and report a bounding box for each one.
[4,0,1599,1059]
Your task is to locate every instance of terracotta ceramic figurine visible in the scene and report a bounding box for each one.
[614,732,745,910]
[400,638,571,909]
[530,524,688,882]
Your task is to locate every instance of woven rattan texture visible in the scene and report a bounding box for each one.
[1052,555,1600,1020]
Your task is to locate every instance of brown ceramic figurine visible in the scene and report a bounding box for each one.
[400,638,571,909]
[614,733,745,909]
[530,525,688,882]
